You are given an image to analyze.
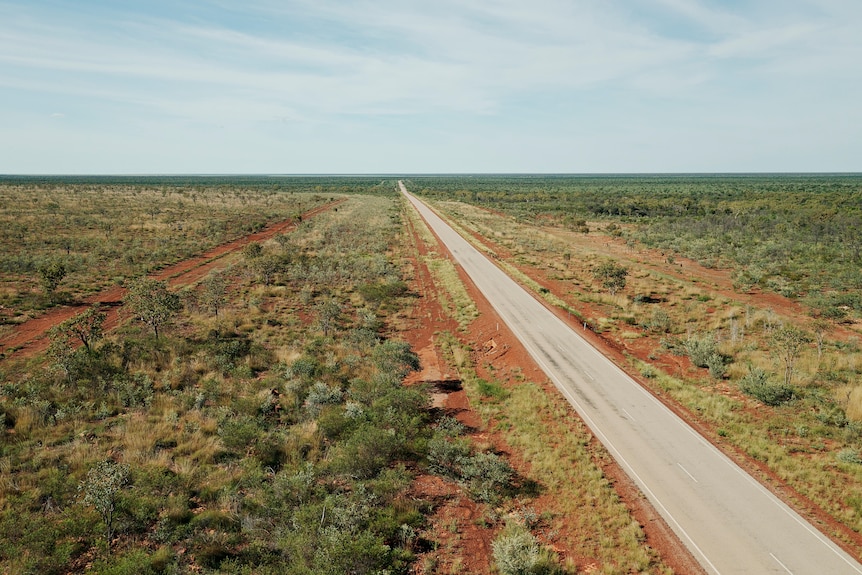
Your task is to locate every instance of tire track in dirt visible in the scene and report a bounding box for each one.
[0,200,345,360]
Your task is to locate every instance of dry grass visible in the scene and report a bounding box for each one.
[404,203,479,329]
[424,257,479,329]
[838,386,862,422]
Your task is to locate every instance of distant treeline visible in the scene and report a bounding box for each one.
[0,175,400,195]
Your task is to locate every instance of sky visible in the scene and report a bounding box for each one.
[1,0,861,174]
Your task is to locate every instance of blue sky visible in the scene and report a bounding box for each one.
[1,0,860,174]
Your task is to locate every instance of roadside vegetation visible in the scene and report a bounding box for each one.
[8,172,859,572]
[411,174,862,549]
[0,179,457,574]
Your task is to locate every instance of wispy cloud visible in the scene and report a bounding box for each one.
[1,0,860,173]
[0,0,701,118]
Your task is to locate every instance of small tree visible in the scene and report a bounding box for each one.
[124,278,181,340]
[592,260,628,296]
[200,271,228,317]
[38,260,67,300]
[251,255,282,286]
[316,298,342,337]
[772,325,812,386]
[47,335,79,383]
[57,304,106,352]
[81,460,130,542]
[810,318,831,360]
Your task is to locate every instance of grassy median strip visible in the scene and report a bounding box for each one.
[402,199,479,330]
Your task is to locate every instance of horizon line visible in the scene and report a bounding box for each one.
[2,171,862,178]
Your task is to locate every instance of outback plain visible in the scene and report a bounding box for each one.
[1,174,862,574]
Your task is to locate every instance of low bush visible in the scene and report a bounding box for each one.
[684,334,718,369]
[492,522,564,575]
[738,368,795,406]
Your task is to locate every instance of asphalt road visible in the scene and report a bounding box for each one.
[401,182,862,575]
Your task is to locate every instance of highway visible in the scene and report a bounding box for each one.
[401,181,862,574]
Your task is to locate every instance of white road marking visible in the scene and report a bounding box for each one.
[622,408,636,422]
[770,552,794,574]
[678,463,699,483]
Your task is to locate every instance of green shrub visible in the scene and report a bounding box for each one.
[367,386,428,438]
[738,368,795,406]
[304,382,343,416]
[332,424,400,479]
[428,434,471,477]
[114,372,154,408]
[436,415,466,437]
[357,280,409,304]
[312,528,393,575]
[372,340,420,378]
[460,451,514,503]
[477,378,509,400]
[289,356,320,380]
[837,448,862,465]
[348,373,399,406]
[218,415,262,451]
[684,334,717,368]
[649,309,671,333]
[706,353,727,379]
[492,522,563,575]
[493,527,539,575]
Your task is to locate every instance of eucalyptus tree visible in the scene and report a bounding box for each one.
[124,277,181,340]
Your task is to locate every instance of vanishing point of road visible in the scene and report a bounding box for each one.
[401,182,862,575]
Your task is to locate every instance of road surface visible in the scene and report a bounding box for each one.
[401,182,862,575]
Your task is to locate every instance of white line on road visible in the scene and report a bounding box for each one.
[678,463,699,483]
[622,408,636,422]
[771,552,794,574]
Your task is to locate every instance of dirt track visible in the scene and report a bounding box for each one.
[0,200,344,360]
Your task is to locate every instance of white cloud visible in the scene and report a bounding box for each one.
[1,0,860,172]
[708,24,820,60]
